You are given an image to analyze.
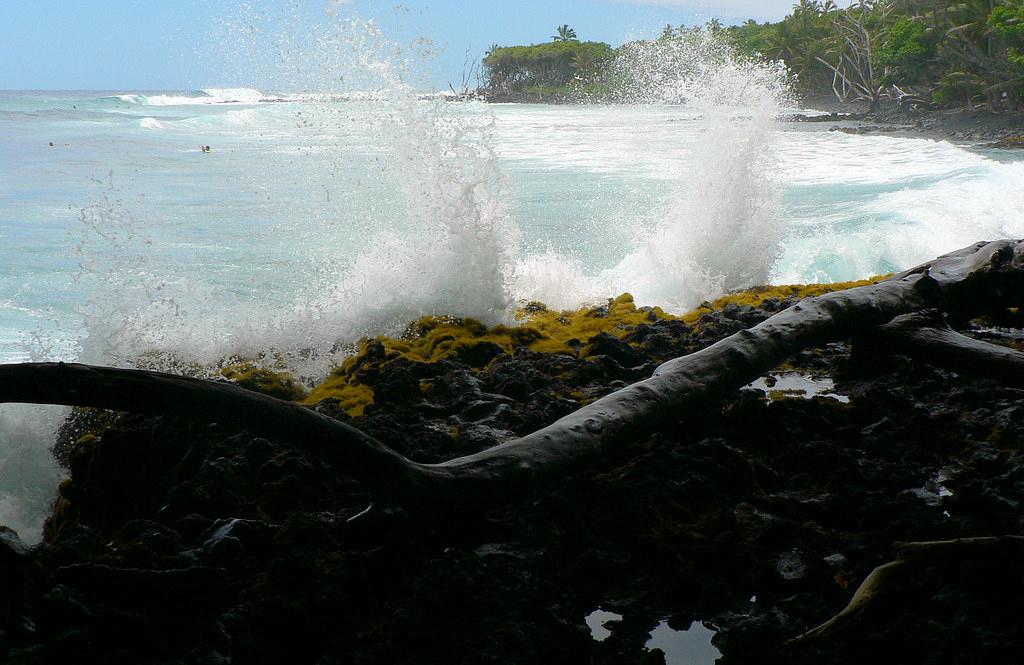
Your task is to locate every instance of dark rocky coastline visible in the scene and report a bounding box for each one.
[794,94,1024,146]
[2,292,1023,664]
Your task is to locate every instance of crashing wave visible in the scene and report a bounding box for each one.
[124,88,268,106]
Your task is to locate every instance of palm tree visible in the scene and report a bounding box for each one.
[552,25,578,42]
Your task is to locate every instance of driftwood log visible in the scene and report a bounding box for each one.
[2,239,1024,645]
[1,239,1023,506]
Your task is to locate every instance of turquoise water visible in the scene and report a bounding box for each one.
[4,90,1022,367]
[2,88,1024,540]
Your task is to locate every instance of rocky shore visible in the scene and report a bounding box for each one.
[2,288,1023,664]
[795,94,1024,146]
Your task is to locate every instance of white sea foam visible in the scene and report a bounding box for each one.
[771,134,1024,283]
[139,88,266,106]
[201,87,266,103]
[139,117,165,129]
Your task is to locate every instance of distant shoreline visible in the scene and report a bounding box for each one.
[472,89,1024,147]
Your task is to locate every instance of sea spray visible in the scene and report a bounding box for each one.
[203,8,520,377]
[0,405,65,544]
[71,16,795,374]
[71,9,518,380]
[514,27,795,311]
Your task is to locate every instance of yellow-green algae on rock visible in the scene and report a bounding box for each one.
[680,278,885,325]
[61,279,887,453]
[297,277,886,416]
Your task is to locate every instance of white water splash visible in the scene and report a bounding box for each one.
[71,19,794,381]
[74,10,518,380]
[514,29,794,310]
[0,405,65,544]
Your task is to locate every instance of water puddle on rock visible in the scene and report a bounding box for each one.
[747,372,849,404]
[645,620,721,665]
[585,609,623,642]
[906,468,956,512]
[585,609,721,664]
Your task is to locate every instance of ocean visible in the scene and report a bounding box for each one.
[2,84,1023,540]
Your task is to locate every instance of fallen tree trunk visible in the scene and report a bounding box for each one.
[0,362,425,494]
[0,240,1021,503]
[872,311,1024,386]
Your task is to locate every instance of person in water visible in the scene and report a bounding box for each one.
[200,145,211,153]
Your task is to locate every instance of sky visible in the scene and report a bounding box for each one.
[0,0,806,91]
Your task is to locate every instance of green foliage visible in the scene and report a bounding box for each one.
[988,5,1024,41]
[725,1,840,91]
[877,17,932,85]
[483,40,614,96]
[483,1,1024,110]
[989,5,1024,67]
[877,18,927,67]
[724,0,1024,110]
[728,20,777,58]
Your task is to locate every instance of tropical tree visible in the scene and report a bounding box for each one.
[552,24,578,42]
[483,40,613,96]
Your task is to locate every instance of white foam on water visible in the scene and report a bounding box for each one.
[772,136,1024,283]
[138,88,267,107]
[200,87,266,103]
[139,117,165,129]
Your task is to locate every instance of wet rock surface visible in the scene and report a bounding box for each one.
[3,299,1023,664]
[812,104,1024,145]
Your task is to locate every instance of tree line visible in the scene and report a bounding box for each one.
[482,2,1024,111]
[482,36,615,98]
[727,0,1024,111]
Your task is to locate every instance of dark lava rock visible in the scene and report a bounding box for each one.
[3,297,1024,664]
[581,331,648,368]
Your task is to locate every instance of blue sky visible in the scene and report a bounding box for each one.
[0,1,804,90]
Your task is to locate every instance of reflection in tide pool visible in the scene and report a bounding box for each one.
[585,609,722,665]
[645,620,721,665]
[747,372,850,404]
[585,609,623,642]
